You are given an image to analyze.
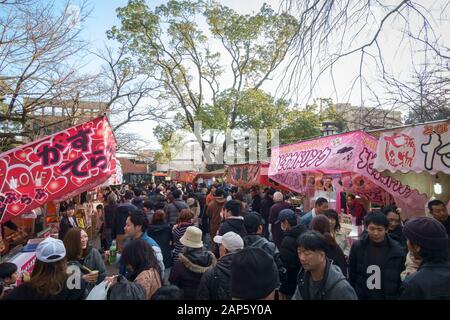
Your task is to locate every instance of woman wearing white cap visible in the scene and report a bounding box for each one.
[5,237,87,300]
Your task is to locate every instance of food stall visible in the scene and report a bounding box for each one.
[268,130,428,222]
[373,120,450,211]
[0,116,117,282]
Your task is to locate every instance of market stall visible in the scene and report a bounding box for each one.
[0,116,117,281]
[226,162,291,191]
[268,130,428,218]
[373,120,450,203]
[194,169,225,186]
[168,170,198,184]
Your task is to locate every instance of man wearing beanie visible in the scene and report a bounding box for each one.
[231,247,280,300]
[400,216,450,300]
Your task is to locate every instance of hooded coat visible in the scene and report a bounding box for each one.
[169,248,217,299]
[207,197,227,239]
[292,259,357,300]
[197,252,235,300]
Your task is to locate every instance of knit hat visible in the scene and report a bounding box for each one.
[231,247,279,299]
[35,237,66,263]
[275,209,296,224]
[403,216,449,250]
[273,192,283,202]
[180,226,203,249]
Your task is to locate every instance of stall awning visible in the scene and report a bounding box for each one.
[152,172,168,177]
[226,162,291,191]
[0,116,117,223]
[268,131,428,217]
[374,120,450,175]
[195,169,225,180]
[168,170,198,183]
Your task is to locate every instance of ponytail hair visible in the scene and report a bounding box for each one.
[310,215,337,247]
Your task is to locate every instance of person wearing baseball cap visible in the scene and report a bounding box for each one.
[198,232,244,300]
[400,216,450,300]
[231,246,280,300]
[5,237,87,300]
[278,209,307,300]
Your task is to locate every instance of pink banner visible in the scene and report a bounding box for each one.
[374,121,450,174]
[269,131,428,216]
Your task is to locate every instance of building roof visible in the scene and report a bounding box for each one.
[118,157,148,174]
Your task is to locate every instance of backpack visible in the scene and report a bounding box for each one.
[249,237,288,284]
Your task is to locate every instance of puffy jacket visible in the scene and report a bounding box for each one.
[218,217,247,239]
[279,224,307,296]
[400,260,450,300]
[197,252,235,300]
[348,233,406,300]
[148,222,173,268]
[169,248,217,299]
[292,259,357,300]
[164,200,189,226]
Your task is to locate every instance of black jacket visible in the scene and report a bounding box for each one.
[58,216,77,240]
[348,233,406,300]
[252,194,262,214]
[5,280,87,300]
[326,243,348,277]
[244,234,287,284]
[260,196,273,221]
[388,225,407,253]
[197,252,235,300]
[279,224,307,296]
[218,218,247,239]
[148,222,173,268]
[112,202,137,238]
[400,261,450,300]
[104,204,118,230]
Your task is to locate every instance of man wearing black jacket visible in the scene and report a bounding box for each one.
[348,212,406,300]
[197,231,244,300]
[217,200,247,239]
[279,209,307,299]
[260,188,275,240]
[243,212,287,286]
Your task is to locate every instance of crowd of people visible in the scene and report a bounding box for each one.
[1,181,450,300]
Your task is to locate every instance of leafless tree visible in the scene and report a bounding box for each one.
[0,0,93,148]
[280,0,450,124]
[90,44,170,133]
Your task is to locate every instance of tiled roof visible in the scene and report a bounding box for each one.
[118,157,148,174]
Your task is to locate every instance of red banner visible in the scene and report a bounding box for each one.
[0,116,117,223]
[227,163,260,188]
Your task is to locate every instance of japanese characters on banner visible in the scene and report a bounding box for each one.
[268,131,428,216]
[0,116,117,223]
[374,121,450,174]
[226,163,260,188]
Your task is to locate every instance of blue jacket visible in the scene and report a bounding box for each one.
[119,232,165,278]
[300,211,313,227]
